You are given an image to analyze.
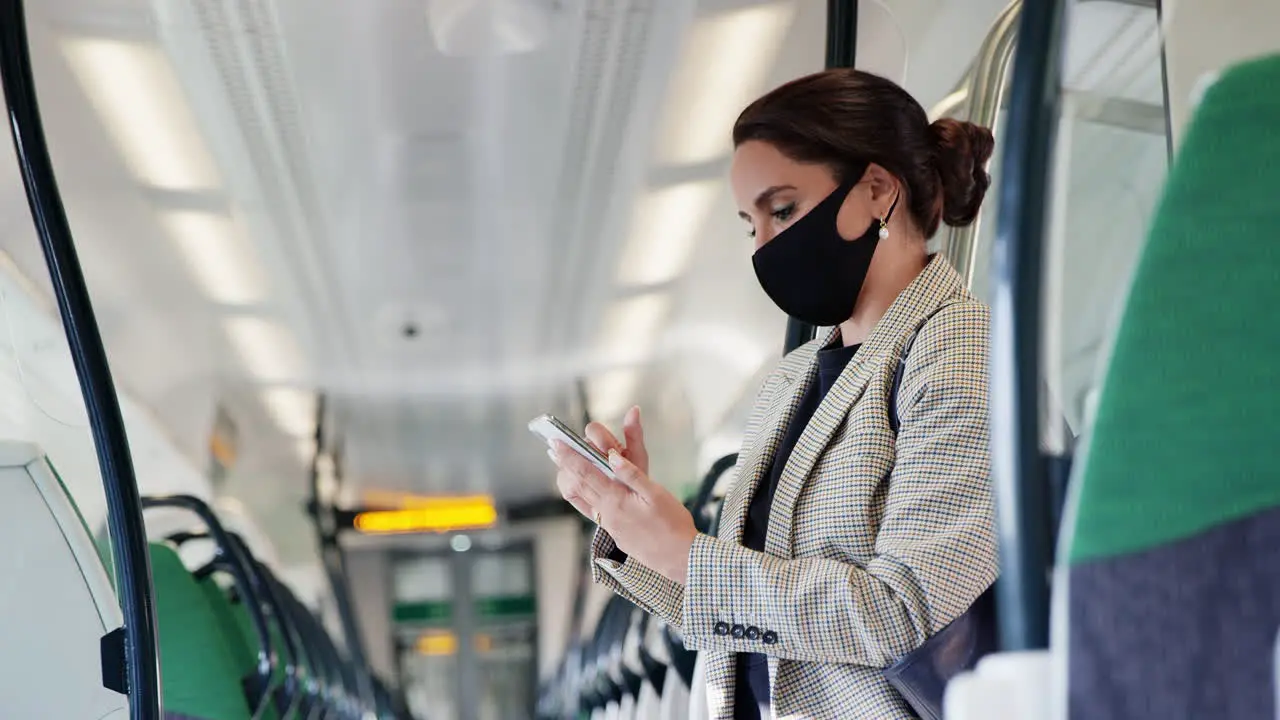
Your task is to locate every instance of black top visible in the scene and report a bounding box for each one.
[734,339,861,717]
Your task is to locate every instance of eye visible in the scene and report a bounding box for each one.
[771,203,796,224]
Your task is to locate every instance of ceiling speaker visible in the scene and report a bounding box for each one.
[425,0,553,57]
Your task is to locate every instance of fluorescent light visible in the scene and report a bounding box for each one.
[617,181,720,287]
[262,387,316,438]
[658,2,797,165]
[597,292,672,366]
[425,0,551,56]
[223,316,304,382]
[62,37,219,191]
[158,211,266,306]
[588,368,642,422]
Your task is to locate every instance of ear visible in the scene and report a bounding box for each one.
[863,163,901,217]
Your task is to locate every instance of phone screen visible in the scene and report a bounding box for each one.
[528,414,616,479]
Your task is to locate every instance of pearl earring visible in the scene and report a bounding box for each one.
[878,218,890,240]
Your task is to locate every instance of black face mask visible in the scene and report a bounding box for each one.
[751,178,896,327]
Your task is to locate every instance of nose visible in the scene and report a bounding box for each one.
[753,228,775,251]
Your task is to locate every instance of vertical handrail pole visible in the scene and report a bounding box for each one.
[987,0,1067,651]
[781,0,860,354]
[0,2,162,716]
[308,397,375,709]
[938,0,1024,287]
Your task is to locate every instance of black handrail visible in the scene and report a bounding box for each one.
[230,535,305,716]
[276,584,342,710]
[307,397,377,710]
[691,452,738,530]
[0,2,161,715]
[987,0,1067,651]
[267,576,324,705]
[825,0,859,69]
[783,0,859,354]
[261,569,328,712]
[164,527,313,713]
[140,496,277,707]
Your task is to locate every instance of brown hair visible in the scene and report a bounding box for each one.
[732,68,995,238]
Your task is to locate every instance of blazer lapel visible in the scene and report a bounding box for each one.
[716,332,831,545]
[763,255,966,557]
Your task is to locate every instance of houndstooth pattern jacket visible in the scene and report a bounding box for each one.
[590,255,998,719]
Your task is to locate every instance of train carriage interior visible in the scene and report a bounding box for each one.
[0,0,1275,717]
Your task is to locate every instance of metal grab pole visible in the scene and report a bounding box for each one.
[937,0,1023,287]
[0,1,162,716]
[825,0,858,68]
[783,0,860,355]
[987,0,1067,651]
[307,401,375,709]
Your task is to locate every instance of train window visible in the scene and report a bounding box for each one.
[1043,0,1171,437]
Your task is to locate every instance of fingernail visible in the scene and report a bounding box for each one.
[608,449,621,468]
[547,448,557,462]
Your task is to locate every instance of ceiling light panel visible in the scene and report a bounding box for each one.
[588,368,642,423]
[261,386,316,438]
[61,37,220,191]
[616,180,720,287]
[657,2,798,165]
[424,0,552,57]
[596,291,673,367]
[223,315,306,382]
[159,210,266,306]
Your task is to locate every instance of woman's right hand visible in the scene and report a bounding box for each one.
[584,405,649,475]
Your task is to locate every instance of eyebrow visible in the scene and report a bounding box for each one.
[738,185,797,220]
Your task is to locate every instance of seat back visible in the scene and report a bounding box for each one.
[0,443,127,718]
[1062,53,1280,720]
[196,576,285,720]
[150,542,254,720]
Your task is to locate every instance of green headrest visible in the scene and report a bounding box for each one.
[1068,53,1280,564]
[149,542,253,719]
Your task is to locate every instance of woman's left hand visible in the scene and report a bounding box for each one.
[552,439,698,584]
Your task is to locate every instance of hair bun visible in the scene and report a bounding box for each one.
[929,118,995,227]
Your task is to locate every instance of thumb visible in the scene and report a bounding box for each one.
[607,448,655,499]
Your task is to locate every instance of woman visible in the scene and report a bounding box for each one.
[552,68,998,719]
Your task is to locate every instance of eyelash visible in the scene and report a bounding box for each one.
[748,203,797,238]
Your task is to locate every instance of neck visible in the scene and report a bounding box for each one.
[839,242,929,346]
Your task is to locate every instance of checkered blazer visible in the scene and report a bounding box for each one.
[590,256,998,719]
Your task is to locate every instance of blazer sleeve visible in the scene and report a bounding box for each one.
[677,302,998,667]
[588,526,685,626]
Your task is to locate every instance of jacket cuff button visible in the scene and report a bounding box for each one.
[761,630,779,645]
[745,626,761,641]
[730,624,746,639]
[713,621,730,636]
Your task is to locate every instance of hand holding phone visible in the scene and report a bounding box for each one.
[529,414,617,480]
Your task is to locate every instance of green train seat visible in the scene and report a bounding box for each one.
[196,576,287,720]
[150,541,256,720]
[1062,52,1280,719]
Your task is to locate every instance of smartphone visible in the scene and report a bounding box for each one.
[528,414,616,480]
